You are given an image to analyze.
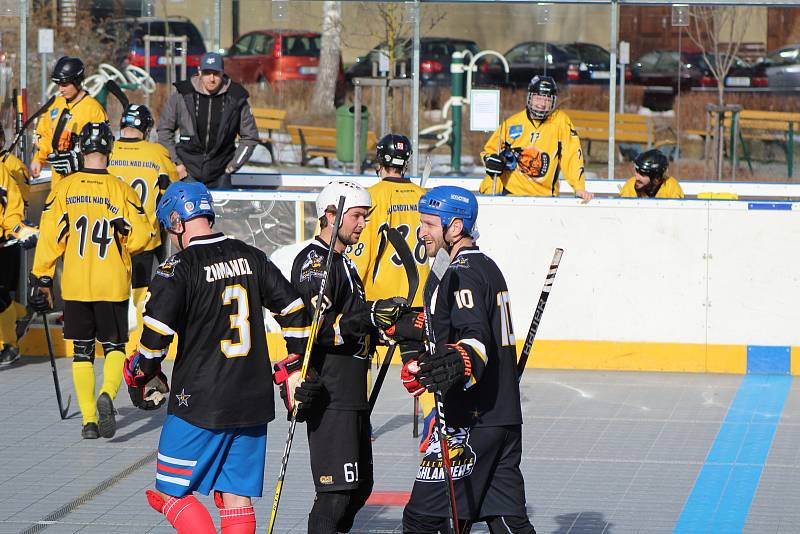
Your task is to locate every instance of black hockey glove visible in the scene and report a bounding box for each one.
[47,150,82,176]
[123,352,169,410]
[273,354,326,421]
[28,274,53,313]
[369,297,409,329]
[385,309,425,342]
[483,153,506,178]
[418,343,473,393]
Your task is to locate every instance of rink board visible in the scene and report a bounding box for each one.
[21,194,800,375]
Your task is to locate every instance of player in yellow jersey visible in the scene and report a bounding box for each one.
[619,149,684,199]
[31,57,108,188]
[347,134,436,451]
[479,76,593,201]
[30,122,153,439]
[0,165,37,365]
[109,104,179,327]
[1,129,31,204]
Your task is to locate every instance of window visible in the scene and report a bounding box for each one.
[282,35,321,57]
[636,51,660,70]
[230,35,253,57]
[251,34,272,56]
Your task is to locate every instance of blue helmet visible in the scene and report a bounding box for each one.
[418,186,478,234]
[156,182,215,230]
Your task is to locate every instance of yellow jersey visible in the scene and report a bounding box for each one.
[32,168,153,302]
[0,164,23,239]
[2,152,30,204]
[619,176,684,199]
[109,138,179,252]
[34,93,107,188]
[479,108,586,196]
[347,177,429,307]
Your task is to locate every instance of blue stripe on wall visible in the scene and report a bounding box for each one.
[747,345,791,375]
[673,375,792,533]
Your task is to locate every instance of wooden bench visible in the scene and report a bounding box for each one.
[287,125,377,167]
[252,107,286,163]
[563,109,668,160]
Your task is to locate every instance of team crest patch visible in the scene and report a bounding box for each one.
[50,108,59,120]
[518,146,550,179]
[509,124,523,140]
[416,427,476,482]
[156,255,181,278]
[449,255,470,270]
[184,201,195,212]
[300,250,325,282]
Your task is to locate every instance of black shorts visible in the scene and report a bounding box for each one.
[307,409,373,492]
[0,242,21,294]
[63,300,129,343]
[132,250,157,289]
[405,425,528,520]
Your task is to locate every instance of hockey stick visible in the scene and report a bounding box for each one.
[104,79,130,110]
[267,195,346,534]
[368,227,419,413]
[516,248,564,379]
[422,248,460,533]
[419,157,432,189]
[41,312,70,419]
[3,95,56,163]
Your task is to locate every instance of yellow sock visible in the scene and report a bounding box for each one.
[72,361,97,425]
[12,301,25,320]
[132,287,148,331]
[99,350,126,400]
[0,305,16,347]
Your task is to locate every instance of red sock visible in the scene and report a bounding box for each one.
[146,490,217,534]
[219,506,256,533]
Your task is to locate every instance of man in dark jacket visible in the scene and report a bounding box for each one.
[157,52,258,188]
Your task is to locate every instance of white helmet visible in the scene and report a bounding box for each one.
[316,180,372,218]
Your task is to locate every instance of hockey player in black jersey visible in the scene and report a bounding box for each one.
[393,186,536,533]
[281,180,408,533]
[123,181,312,534]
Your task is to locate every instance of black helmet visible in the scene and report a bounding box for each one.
[51,56,85,86]
[376,134,412,173]
[120,104,154,137]
[527,75,558,120]
[79,122,114,155]
[634,149,668,181]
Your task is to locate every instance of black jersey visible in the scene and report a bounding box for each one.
[428,246,522,428]
[292,237,376,411]
[138,233,308,429]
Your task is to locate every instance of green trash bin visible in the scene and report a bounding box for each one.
[336,105,369,163]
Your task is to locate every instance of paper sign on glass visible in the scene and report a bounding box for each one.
[470,89,500,132]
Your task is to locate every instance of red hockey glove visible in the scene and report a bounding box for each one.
[418,343,473,393]
[385,309,425,342]
[273,354,325,421]
[400,359,425,398]
[123,352,169,410]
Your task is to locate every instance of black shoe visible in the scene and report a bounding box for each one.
[0,346,20,366]
[82,422,100,439]
[97,393,116,438]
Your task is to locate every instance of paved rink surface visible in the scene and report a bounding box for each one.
[1,357,799,533]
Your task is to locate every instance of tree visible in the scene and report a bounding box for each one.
[310,1,342,115]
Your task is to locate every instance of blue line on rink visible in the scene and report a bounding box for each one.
[747,202,792,210]
[673,375,792,533]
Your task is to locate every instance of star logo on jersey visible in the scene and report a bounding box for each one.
[176,388,191,407]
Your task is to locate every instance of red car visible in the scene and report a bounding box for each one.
[223,29,345,90]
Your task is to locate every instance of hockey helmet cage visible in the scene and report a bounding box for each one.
[316,180,372,218]
[120,104,154,137]
[376,133,412,171]
[79,122,114,155]
[156,181,215,230]
[419,186,478,235]
[52,56,85,86]
[634,149,668,181]
[527,75,558,120]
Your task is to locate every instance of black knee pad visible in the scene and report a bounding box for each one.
[336,482,373,533]
[100,341,126,355]
[72,340,95,363]
[486,515,536,534]
[402,508,449,534]
[308,492,351,534]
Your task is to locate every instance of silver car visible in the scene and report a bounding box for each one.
[760,44,800,88]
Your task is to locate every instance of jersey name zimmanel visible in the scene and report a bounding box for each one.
[204,257,254,282]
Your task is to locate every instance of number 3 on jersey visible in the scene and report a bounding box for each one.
[220,284,251,358]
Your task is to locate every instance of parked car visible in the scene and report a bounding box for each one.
[104,16,207,83]
[629,50,766,90]
[346,37,480,87]
[756,44,800,88]
[479,41,624,87]
[223,29,345,93]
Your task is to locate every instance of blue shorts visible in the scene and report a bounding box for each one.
[155,415,268,498]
